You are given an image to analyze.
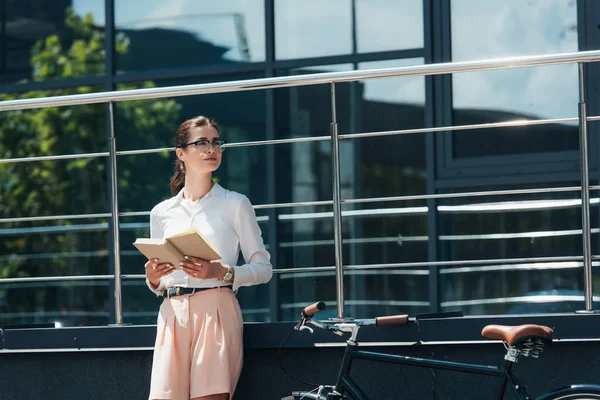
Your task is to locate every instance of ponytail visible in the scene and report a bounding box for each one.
[169,159,185,195]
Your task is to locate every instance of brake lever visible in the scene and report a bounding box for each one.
[294,316,313,333]
[299,325,314,334]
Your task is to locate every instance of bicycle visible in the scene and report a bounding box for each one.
[281,301,600,400]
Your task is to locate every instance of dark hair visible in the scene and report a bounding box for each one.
[169,116,220,194]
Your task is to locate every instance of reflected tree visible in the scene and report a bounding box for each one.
[0,8,181,325]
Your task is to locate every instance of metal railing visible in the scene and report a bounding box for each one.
[1,50,600,322]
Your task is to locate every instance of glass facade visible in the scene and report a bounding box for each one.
[1,0,599,327]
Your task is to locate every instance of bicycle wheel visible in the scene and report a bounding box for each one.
[536,384,600,400]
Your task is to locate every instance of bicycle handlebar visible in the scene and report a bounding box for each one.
[376,314,409,327]
[302,301,326,318]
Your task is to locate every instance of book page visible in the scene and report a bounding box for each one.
[167,229,221,261]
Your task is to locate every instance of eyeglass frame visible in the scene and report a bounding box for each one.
[178,138,228,152]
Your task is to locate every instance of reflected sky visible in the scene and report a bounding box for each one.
[275,0,423,59]
[71,0,581,118]
[74,0,266,62]
[451,0,578,119]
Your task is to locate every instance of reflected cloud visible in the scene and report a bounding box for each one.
[452,0,578,119]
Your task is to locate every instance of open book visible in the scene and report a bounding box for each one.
[133,227,221,266]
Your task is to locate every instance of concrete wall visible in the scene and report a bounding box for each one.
[2,314,600,399]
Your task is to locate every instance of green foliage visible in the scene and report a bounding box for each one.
[0,8,181,324]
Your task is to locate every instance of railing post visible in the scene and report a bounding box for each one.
[331,82,345,319]
[108,101,125,324]
[577,62,595,312]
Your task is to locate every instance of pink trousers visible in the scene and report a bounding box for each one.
[149,287,243,400]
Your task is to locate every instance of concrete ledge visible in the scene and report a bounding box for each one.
[2,312,600,351]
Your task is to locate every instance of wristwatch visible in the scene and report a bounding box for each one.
[222,265,234,282]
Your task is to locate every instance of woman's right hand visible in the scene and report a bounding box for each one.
[145,258,174,289]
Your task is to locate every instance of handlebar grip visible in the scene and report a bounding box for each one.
[376,314,409,327]
[302,301,326,318]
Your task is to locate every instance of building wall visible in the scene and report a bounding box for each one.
[1,0,600,330]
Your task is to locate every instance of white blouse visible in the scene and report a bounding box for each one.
[145,183,272,295]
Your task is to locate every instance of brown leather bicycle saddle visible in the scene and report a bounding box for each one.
[481,324,553,346]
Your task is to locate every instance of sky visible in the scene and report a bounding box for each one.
[72,0,579,120]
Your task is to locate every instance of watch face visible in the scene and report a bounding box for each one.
[223,269,233,281]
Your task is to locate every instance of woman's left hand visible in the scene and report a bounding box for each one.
[179,255,226,280]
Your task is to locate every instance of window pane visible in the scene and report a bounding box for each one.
[353,59,426,199]
[0,218,110,278]
[116,74,267,151]
[1,1,105,84]
[275,0,423,60]
[0,157,109,218]
[437,185,595,315]
[115,0,265,73]
[343,201,428,318]
[344,270,429,318]
[450,120,580,159]
[356,0,423,53]
[122,280,162,325]
[0,93,107,156]
[237,278,271,322]
[279,272,337,321]
[275,0,352,59]
[451,0,577,62]
[275,64,352,138]
[276,205,336,269]
[0,281,110,327]
[450,0,579,158]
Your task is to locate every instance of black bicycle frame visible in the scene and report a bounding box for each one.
[332,342,530,400]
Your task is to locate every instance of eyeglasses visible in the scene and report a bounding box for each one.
[179,138,227,152]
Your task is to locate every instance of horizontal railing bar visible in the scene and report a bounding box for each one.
[2,311,110,318]
[1,116,594,165]
[0,213,111,224]
[0,191,600,228]
[344,256,583,271]
[1,50,600,111]
[440,261,593,274]
[116,148,174,156]
[0,151,109,164]
[2,256,594,283]
[279,300,430,309]
[274,266,337,274]
[121,274,146,280]
[0,187,585,225]
[224,136,331,148]
[253,200,334,210]
[338,117,578,140]
[587,116,600,121]
[0,250,109,262]
[342,186,581,205]
[119,211,152,217]
[0,275,114,284]
[441,294,600,308]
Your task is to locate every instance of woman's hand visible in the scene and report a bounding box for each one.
[145,258,174,288]
[179,255,227,280]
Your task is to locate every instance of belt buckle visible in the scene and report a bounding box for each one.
[176,287,181,296]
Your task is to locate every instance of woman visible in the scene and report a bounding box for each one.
[144,116,272,400]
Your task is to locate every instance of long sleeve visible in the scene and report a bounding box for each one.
[231,196,273,292]
[146,207,166,296]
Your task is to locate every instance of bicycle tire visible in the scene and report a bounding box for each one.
[536,384,600,400]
